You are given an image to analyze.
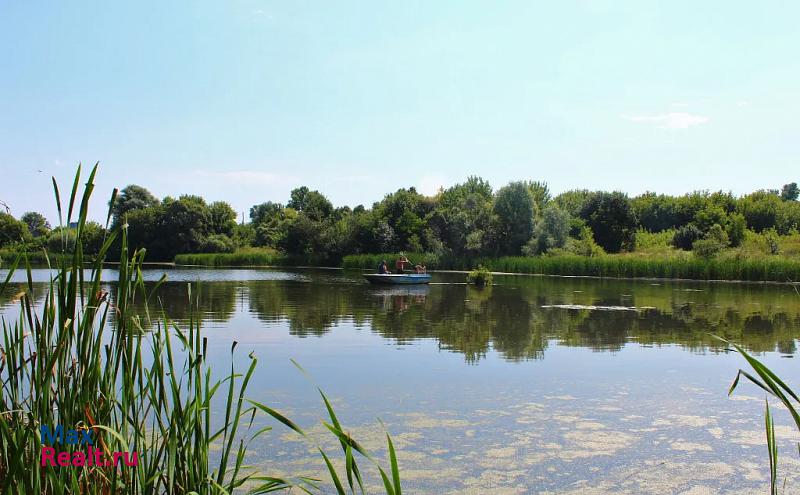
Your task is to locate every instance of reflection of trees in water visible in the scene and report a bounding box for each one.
[111,279,800,360]
[10,275,799,363]
[114,282,241,327]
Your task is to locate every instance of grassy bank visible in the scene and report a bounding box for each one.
[341,252,800,282]
[0,250,71,265]
[174,248,800,282]
[174,248,326,267]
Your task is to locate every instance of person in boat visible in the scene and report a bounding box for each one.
[395,255,410,274]
[414,264,426,274]
[377,260,390,274]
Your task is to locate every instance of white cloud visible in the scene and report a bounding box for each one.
[624,112,709,130]
[670,102,689,107]
[736,100,749,107]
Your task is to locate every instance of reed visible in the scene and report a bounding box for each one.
[343,253,800,282]
[174,249,328,267]
[0,164,402,494]
[340,253,444,270]
[718,336,800,493]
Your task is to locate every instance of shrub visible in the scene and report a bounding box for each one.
[692,238,724,260]
[672,224,703,250]
[558,226,604,257]
[726,213,746,247]
[467,265,493,286]
[200,233,236,253]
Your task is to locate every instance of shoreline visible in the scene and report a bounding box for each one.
[168,263,800,286]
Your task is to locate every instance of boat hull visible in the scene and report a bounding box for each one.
[364,274,432,285]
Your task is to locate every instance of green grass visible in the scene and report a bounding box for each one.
[174,248,325,267]
[342,252,800,282]
[0,164,402,494]
[0,249,71,265]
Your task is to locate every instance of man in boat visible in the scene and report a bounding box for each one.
[377,260,390,274]
[395,255,410,274]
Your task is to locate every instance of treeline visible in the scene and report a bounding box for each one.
[2,178,800,262]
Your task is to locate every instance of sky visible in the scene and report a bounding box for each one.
[2,1,799,223]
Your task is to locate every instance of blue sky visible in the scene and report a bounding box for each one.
[2,1,799,222]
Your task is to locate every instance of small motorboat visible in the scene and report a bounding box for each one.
[364,273,432,285]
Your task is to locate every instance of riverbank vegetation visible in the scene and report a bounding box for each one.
[0,165,403,494]
[3,172,800,281]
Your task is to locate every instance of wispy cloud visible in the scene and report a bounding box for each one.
[736,100,749,107]
[624,112,709,130]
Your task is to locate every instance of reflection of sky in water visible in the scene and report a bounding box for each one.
[2,268,800,492]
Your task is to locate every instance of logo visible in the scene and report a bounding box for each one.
[40,425,138,467]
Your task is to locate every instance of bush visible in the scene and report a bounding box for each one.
[556,226,604,257]
[726,213,746,247]
[765,228,780,255]
[200,234,236,253]
[672,224,703,250]
[467,265,493,286]
[692,238,724,260]
[523,205,569,255]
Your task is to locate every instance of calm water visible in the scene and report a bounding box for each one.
[2,267,800,493]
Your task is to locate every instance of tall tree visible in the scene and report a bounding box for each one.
[527,181,551,213]
[287,187,333,221]
[20,211,51,238]
[111,185,159,224]
[493,182,536,255]
[579,192,637,253]
[0,213,30,248]
[781,182,799,201]
[209,201,237,236]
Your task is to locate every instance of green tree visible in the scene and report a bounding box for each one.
[123,205,160,256]
[287,187,333,221]
[523,204,569,255]
[776,201,800,234]
[209,201,237,236]
[374,188,435,252]
[47,227,76,253]
[692,224,729,260]
[781,182,799,201]
[554,189,592,217]
[232,223,256,248]
[632,193,679,232]
[672,224,703,250]
[526,181,551,213]
[579,192,637,253]
[693,204,728,232]
[561,225,604,257]
[20,211,51,238]
[157,195,212,258]
[0,213,31,248]
[111,185,159,224]
[726,212,746,247]
[81,222,106,255]
[738,190,781,232]
[250,201,283,227]
[493,182,536,255]
[351,211,396,253]
[429,177,495,256]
